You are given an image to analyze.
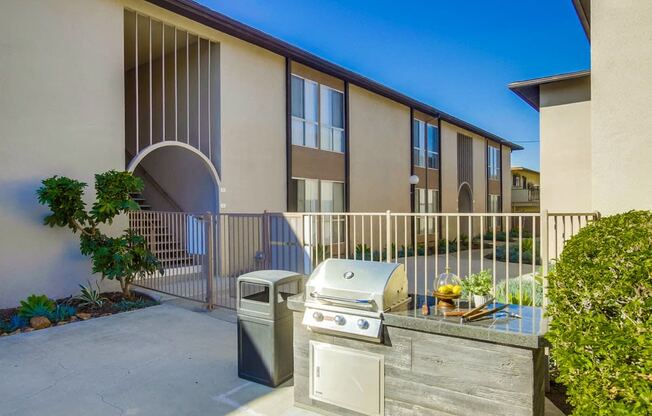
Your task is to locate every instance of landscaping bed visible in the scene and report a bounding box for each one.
[0,291,158,337]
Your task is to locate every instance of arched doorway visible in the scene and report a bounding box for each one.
[127,141,221,213]
[458,182,473,213]
[457,182,473,240]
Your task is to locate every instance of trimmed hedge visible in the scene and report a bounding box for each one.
[546,211,652,415]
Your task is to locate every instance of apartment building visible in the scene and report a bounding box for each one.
[1,0,518,307]
[511,167,540,214]
[509,0,652,215]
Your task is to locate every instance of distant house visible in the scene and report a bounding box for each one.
[509,0,652,215]
[511,167,540,214]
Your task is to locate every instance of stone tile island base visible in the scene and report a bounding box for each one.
[289,296,547,416]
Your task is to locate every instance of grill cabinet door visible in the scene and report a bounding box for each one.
[309,341,384,416]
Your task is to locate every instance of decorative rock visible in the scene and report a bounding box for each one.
[22,327,34,333]
[69,316,78,322]
[10,329,22,335]
[30,316,51,330]
[56,321,67,326]
[76,312,91,320]
[100,313,112,317]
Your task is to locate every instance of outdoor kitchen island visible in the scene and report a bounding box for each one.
[288,271,548,416]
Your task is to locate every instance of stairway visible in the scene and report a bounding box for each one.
[129,193,198,268]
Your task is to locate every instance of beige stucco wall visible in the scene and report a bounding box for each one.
[539,81,592,213]
[123,0,287,214]
[348,85,411,212]
[0,0,125,308]
[440,122,459,213]
[590,1,652,214]
[501,145,512,212]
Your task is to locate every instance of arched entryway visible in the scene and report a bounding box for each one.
[457,182,473,240]
[127,141,221,213]
[458,182,473,213]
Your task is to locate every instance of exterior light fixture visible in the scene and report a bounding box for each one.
[408,175,420,185]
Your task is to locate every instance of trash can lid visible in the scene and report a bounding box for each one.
[237,270,305,286]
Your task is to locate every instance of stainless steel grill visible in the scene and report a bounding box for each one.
[302,259,409,342]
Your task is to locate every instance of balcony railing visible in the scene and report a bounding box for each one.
[512,187,540,203]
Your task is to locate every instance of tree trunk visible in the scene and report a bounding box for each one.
[120,278,132,299]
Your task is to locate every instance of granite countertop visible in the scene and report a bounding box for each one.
[288,293,548,349]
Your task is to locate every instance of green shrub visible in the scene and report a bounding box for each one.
[113,298,157,312]
[49,304,77,323]
[75,281,107,309]
[17,295,56,319]
[484,238,541,265]
[0,315,28,333]
[546,210,652,415]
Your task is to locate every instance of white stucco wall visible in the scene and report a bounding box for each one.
[591,1,652,214]
[0,0,125,308]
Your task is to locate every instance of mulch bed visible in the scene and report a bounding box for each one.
[0,291,158,336]
[546,380,573,415]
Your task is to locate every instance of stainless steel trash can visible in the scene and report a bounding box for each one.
[237,270,305,387]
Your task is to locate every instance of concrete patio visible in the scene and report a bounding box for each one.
[0,300,564,416]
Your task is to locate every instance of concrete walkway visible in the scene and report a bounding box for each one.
[0,301,564,416]
[0,303,315,416]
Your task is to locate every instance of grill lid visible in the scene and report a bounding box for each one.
[306,259,407,313]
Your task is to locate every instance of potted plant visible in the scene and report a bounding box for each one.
[461,270,493,307]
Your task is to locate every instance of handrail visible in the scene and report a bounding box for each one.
[125,149,184,212]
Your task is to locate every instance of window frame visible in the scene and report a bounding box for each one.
[426,123,440,170]
[488,194,501,213]
[291,74,345,154]
[412,120,426,168]
[487,145,501,181]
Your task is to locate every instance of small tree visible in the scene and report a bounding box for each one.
[37,170,162,298]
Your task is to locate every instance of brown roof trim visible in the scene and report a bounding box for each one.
[508,70,591,111]
[571,0,590,41]
[146,0,522,151]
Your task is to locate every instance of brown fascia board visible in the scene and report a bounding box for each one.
[571,0,590,41]
[146,0,523,151]
[508,70,591,111]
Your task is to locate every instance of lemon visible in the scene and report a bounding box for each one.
[439,285,452,294]
[452,285,462,295]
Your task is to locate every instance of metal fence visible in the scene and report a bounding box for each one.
[128,210,599,310]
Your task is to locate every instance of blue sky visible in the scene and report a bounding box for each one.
[198,0,590,170]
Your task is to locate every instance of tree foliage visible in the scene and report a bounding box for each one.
[37,171,162,297]
[546,210,652,415]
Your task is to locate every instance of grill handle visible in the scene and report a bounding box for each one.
[309,291,376,309]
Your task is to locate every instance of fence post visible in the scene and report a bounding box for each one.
[205,212,215,310]
[386,210,391,263]
[541,210,549,328]
[262,210,270,269]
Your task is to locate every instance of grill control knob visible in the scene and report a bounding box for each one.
[334,315,346,326]
[357,319,369,330]
[312,311,324,322]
